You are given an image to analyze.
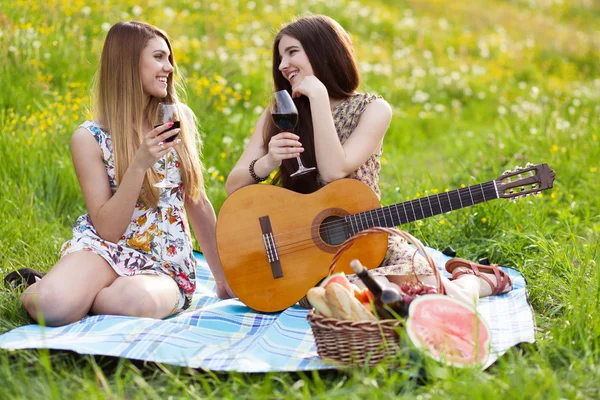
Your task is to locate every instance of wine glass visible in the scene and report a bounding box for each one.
[154,102,180,189]
[271,90,315,177]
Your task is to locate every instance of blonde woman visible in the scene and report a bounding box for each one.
[13,21,233,326]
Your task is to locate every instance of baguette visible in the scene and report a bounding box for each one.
[325,282,376,321]
[306,287,334,318]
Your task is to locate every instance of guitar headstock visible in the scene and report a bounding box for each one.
[496,163,555,199]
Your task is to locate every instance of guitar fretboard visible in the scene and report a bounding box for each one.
[345,181,498,235]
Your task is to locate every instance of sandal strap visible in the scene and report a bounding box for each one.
[446,258,512,296]
[490,264,511,295]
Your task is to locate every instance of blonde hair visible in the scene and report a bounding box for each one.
[92,21,204,207]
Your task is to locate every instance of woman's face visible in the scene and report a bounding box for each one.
[278,35,314,88]
[139,36,173,99]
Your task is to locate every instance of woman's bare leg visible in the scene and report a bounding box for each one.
[21,251,118,326]
[91,274,180,319]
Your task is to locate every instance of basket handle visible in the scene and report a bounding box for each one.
[327,227,443,294]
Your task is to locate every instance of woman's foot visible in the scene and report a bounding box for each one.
[4,268,44,289]
[445,258,512,298]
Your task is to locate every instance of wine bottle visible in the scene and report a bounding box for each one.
[349,259,409,319]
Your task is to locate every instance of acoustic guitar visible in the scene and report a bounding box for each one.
[216,163,555,312]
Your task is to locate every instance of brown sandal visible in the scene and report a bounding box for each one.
[445,258,512,296]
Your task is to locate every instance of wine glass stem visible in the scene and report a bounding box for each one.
[164,152,170,183]
[296,155,305,169]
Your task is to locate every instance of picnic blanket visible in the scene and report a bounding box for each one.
[0,249,535,372]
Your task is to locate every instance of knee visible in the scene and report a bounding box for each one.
[95,286,161,318]
[124,290,160,318]
[21,286,87,326]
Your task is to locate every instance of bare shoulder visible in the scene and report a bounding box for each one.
[70,126,101,157]
[359,97,392,126]
[366,97,392,116]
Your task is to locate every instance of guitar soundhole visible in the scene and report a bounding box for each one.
[319,216,350,246]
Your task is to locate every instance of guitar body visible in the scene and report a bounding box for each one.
[216,179,388,312]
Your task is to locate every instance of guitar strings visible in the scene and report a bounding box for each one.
[267,181,497,245]
[267,185,496,256]
[271,187,495,251]
[229,182,497,256]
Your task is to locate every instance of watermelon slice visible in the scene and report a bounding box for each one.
[406,295,490,368]
[319,272,354,293]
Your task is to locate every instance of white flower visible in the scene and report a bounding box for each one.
[222,136,233,145]
[81,6,91,16]
[252,35,264,47]
[101,22,111,32]
[411,67,426,78]
[556,118,570,131]
[247,1,256,10]
[132,6,143,16]
[253,106,264,114]
[498,106,507,115]
[412,90,429,103]
[164,7,176,18]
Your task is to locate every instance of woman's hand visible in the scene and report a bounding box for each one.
[264,132,304,168]
[291,75,328,99]
[132,123,181,171]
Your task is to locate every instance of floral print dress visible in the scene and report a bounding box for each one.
[60,121,196,310]
[317,93,433,276]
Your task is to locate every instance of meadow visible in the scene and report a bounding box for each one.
[0,0,599,398]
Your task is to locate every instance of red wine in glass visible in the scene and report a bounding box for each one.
[154,121,180,142]
[271,90,315,177]
[272,113,298,132]
[154,103,180,189]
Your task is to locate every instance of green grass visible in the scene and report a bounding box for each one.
[1,0,599,398]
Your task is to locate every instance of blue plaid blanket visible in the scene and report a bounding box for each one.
[0,249,534,372]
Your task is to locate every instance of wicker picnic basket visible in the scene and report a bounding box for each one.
[306,227,442,366]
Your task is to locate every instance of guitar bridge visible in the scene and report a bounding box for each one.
[259,216,283,279]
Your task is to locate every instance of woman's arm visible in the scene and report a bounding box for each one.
[71,125,179,243]
[185,194,234,298]
[292,76,392,183]
[225,109,303,195]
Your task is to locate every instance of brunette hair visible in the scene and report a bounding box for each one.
[92,21,204,206]
[264,15,360,193]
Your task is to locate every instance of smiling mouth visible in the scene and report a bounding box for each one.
[287,72,298,81]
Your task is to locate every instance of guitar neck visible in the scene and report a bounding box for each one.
[346,180,498,234]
